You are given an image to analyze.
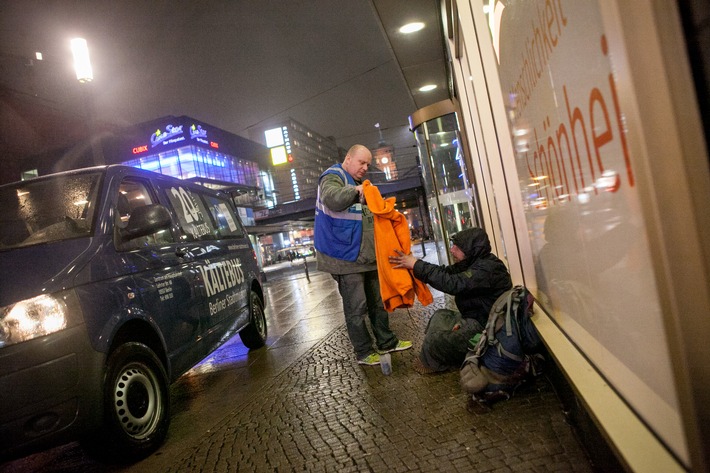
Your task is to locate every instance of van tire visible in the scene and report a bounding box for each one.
[239,291,267,349]
[99,342,170,462]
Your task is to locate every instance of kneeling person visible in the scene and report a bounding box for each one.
[389,228,511,373]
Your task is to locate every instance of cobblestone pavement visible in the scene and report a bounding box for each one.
[162,272,595,473]
[1,247,597,473]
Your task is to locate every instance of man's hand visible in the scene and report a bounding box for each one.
[354,184,364,202]
[389,249,417,269]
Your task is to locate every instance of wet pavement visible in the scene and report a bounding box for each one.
[1,243,595,472]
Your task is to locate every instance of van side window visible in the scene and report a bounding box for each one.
[165,185,217,242]
[115,179,173,249]
[203,194,245,238]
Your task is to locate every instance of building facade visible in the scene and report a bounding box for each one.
[249,118,341,204]
[118,115,272,225]
[433,2,710,471]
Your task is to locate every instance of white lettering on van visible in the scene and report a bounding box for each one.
[208,290,245,316]
[187,245,220,257]
[198,258,245,297]
[209,297,227,315]
[170,186,202,224]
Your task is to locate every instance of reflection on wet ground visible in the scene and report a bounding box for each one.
[1,242,594,472]
[0,253,344,473]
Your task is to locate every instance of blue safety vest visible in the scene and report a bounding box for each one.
[314,164,363,262]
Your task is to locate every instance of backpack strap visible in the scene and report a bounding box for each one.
[504,289,517,337]
[494,340,524,362]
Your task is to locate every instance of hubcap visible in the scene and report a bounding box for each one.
[254,302,266,337]
[112,365,161,439]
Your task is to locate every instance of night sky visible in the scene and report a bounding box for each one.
[0,0,422,158]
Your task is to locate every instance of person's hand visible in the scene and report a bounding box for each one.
[354,184,364,203]
[389,249,417,269]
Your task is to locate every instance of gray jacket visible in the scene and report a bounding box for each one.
[315,173,377,274]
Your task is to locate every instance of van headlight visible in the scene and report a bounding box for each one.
[0,292,78,348]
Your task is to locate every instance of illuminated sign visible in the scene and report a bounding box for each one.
[265,126,292,162]
[264,128,284,147]
[283,127,291,154]
[190,123,209,146]
[271,146,288,165]
[126,116,259,165]
[190,124,207,139]
[150,124,185,148]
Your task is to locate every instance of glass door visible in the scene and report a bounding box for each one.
[411,101,481,265]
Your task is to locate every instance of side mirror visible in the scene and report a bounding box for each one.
[120,204,172,241]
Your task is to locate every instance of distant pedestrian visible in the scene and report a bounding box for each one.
[314,144,412,366]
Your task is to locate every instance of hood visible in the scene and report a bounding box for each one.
[451,227,491,261]
[0,238,92,306]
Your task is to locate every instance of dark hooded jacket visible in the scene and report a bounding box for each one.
[412,228,512,325]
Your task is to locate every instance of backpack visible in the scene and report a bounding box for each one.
[460,285,544,401]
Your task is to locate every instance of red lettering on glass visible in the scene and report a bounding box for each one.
[546,1,558,47]
[589,87,611,176]
[540,127,552,203]
[132,145,148,154]
[602,34,634,187]
[564,85,595,191]
[545,116,570,201]
[210,141,219,149]
[556,122,578,195]
[555,0,567,32]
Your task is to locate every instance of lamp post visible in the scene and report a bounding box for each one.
[71,38,104,165]
[70,38,93,83]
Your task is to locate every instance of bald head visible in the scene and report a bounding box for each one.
[342,144,372,180]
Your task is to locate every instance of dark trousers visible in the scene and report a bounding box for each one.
[334,271,397,359]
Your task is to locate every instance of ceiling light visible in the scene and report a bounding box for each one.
[399,22,425,34]
[418,84,437,92]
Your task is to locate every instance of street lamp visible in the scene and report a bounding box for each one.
[71,37,103,164]
[70,38,93,83]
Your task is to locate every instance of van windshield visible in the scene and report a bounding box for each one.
[0,172,102,250]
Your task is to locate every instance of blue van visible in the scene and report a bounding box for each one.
[0,165,267,461]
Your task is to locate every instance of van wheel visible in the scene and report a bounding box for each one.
[239,291,267,349]
[100,342,170,461]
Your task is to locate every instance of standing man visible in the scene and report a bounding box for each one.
[314,144,411,366]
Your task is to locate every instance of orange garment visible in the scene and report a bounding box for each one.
[362,180,433,312]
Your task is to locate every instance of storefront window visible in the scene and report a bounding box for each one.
[492,0,683,461]
[124,146,262,190]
